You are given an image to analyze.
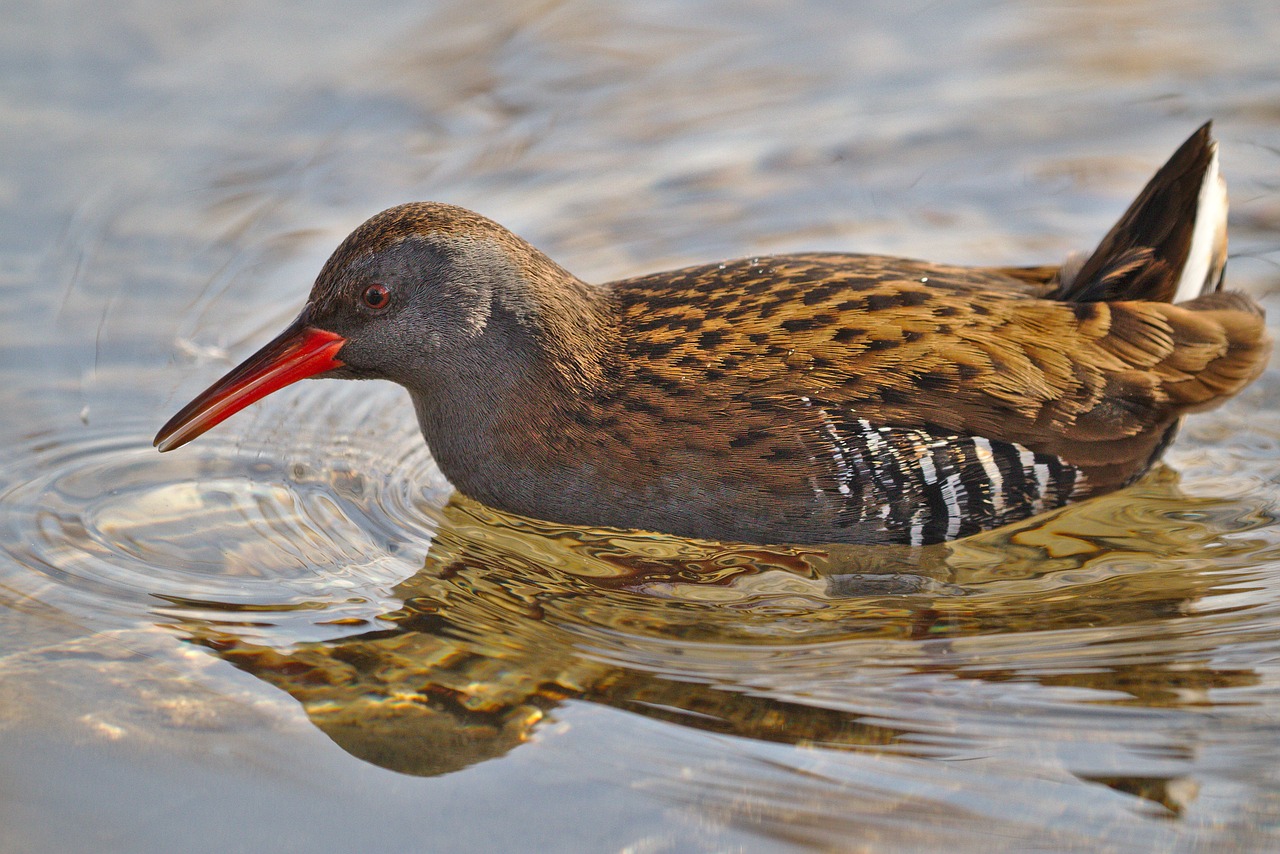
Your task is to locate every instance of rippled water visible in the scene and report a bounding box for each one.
[4,0,1280,851]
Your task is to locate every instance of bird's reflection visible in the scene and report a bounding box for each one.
[170,467,1266,815]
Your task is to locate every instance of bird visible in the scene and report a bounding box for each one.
[155,123,1270,547]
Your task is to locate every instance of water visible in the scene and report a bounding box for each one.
[3,0,1280,851]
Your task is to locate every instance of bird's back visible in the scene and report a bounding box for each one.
[555,125,1268,545]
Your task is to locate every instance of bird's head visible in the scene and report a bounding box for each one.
[154,202,597,452]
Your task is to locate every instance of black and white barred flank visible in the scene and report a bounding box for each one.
[799,398,1082,546]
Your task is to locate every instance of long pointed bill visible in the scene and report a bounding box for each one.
[154,312,346,452]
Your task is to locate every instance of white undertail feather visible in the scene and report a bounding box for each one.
[1174,143,1228,303]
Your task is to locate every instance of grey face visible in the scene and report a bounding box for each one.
[308,233,521,385]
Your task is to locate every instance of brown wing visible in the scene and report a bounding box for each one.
[989,264,1061,296]
[614,255,1269,495]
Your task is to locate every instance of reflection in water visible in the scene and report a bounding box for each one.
[5,0,1280,847]
[168,470,1270,821]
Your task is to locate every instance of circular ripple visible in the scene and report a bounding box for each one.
[0,415,446,637]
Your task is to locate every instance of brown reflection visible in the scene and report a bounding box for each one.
[171,467,1266,809]
[1077,775,1201,819]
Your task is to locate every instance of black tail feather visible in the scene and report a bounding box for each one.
[1054,122,1220,304]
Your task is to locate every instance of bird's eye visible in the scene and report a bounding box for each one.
[361,283,391,311]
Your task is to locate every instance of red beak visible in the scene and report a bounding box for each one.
[154,311,346,452]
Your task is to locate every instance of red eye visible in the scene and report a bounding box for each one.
[361,283,390,310]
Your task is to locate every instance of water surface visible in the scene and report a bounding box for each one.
[3,1,1280,851]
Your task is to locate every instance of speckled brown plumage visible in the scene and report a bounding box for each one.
[156,123,1270,546]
